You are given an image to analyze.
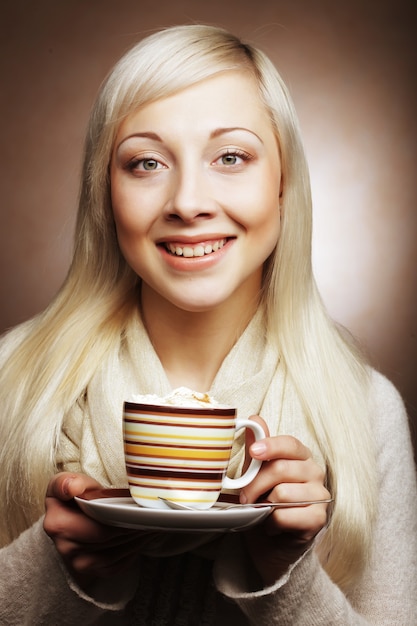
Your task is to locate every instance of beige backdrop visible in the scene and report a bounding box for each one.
[1,0,416,453]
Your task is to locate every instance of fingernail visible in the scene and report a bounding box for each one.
[62,477,72,496]
[251,442,267,456]
[240,492,248,504]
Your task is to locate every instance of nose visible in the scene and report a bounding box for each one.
[164,163,217,223]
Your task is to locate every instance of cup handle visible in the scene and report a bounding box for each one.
[222,419,265,490]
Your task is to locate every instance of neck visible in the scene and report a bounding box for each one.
[140,288,259,391]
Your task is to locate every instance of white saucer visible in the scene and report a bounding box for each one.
[75,489,272,532]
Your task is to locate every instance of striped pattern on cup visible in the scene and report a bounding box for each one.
[123,401,237,509]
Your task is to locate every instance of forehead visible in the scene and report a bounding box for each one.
[115,71,274,140]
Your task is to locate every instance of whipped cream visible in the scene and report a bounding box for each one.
[129,386,229,408]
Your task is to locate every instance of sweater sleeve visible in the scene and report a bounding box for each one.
[0,518,139,626]
[214,372,417,624]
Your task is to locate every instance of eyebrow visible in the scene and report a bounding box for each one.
[116,131,162,149]
[116,127,264,150]
[210,127,263,143]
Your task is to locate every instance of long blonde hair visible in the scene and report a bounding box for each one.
[0,24,376,590]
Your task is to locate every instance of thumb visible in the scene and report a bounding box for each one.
[46,472,103,501]
[243,415,269,472]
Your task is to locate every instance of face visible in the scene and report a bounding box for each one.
[110,71,282,316]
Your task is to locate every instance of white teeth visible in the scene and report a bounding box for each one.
[166,239,226,257]
[183,246,194,258]
[193,245,205,257]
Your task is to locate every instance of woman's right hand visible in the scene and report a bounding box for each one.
[44,472,142,591]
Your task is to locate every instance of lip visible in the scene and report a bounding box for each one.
[156,234,234,245]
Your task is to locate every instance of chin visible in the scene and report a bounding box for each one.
[174,301,223,313]
[169,292,231,313]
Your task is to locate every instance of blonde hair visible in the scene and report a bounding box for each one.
[0,25,376,590]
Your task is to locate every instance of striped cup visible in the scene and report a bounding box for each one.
[123,401,265,509]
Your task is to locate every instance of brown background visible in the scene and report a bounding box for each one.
[1,0,416,455]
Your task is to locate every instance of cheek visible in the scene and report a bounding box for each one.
[259,211,281,261]
[111,174,166,237]
[111,185,147,241]
[257,169,281,237]
[110,194,144,267]
[243,182,281,239]
[245,188,281,264]
[110,179,131,234]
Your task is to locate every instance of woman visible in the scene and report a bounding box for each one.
[0,24,416,624]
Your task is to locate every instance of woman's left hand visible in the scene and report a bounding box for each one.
[241,415,331,586]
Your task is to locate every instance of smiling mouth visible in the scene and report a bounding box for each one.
[164,238,227,258]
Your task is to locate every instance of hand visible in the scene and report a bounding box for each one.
[241,416,331,586]
[44,472,142,591]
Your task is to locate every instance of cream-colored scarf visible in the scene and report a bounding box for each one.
[79,309,321,490]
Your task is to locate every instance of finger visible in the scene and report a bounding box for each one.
[268,479,329,504]
[46,472,103,501]
[264,499,330,538]
[44,492,141,548]
[252,456,325,494]
[71,548,139,580]
[44,494,109,544]
[241,439,326,505]
[243,415,270,472]
[249,435,312,462]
